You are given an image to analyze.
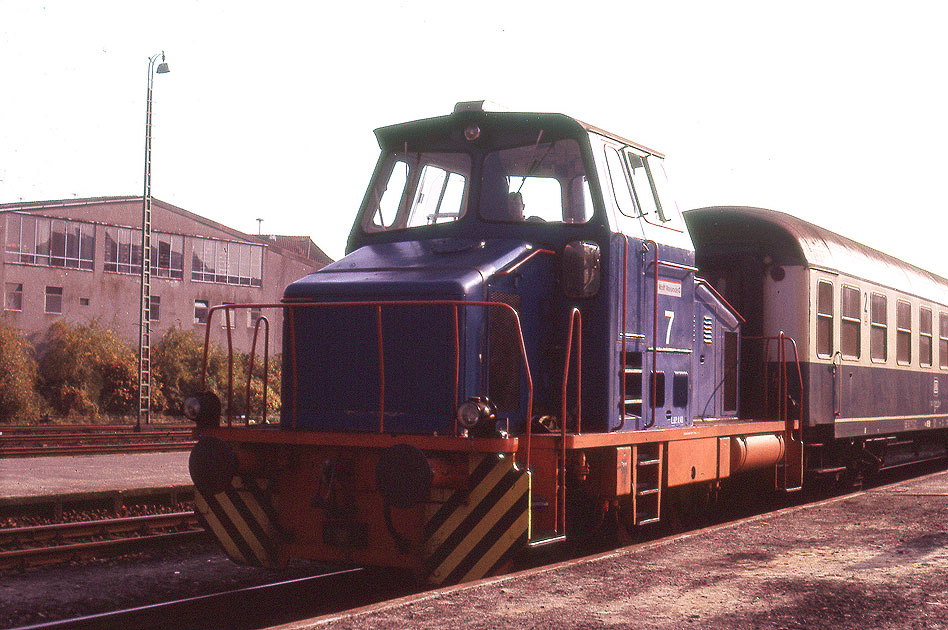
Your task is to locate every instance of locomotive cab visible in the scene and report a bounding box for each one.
[283,100,709,437]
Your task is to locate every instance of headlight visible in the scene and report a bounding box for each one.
[456,397,495,431]
[457,401,482,428]
[184,391,222,427]
[183,396,202,420]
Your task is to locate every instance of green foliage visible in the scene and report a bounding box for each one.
[1,322,281,423]
[231,352,282,421]
[39,321,140,417]
[0,322,43,422]
[151,327,222,416]
[152,327,280,420]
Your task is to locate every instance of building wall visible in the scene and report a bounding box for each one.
[0,197,328,355]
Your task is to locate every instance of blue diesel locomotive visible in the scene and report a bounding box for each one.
[185,102,948,584]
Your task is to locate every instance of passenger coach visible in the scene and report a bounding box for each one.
[686,206,948,473]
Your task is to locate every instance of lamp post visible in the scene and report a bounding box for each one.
[137,52,170,431]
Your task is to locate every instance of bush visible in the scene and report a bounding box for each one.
[0,322,42,422]
[39,321,140,417]
[152,327,280,420]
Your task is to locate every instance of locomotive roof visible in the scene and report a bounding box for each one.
[373,102,665,158]
[685,206,948,304]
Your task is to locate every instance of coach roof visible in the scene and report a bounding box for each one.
[685,206,948,304]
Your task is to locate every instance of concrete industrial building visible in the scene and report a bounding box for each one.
[1,196,330,354]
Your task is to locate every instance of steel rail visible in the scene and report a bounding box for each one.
[0,523,204,571]
[21,567,369,630]
[0,441,195,458]
[0,430,193,445]
[0,511,197,547]
[0,424,193,433]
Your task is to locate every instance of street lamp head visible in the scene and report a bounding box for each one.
[157,62,170,74]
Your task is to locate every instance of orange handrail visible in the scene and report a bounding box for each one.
[560,308,582,533]
[244,315,270,425]
[200,299,535,469]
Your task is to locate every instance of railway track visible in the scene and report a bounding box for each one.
[0,424,195,457]
[10,460,947,629]
[20,567,393,630]
[0,511,204,570]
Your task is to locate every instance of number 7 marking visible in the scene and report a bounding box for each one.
[664,310,675,345]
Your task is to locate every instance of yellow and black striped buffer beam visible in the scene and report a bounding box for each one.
[194,476,281,569]
[423,454,530,585]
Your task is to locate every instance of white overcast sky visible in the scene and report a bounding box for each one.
[2,0,947,276]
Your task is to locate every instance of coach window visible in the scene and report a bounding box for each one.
[920,307,933,367]
[896,300,911,365]
[841,285,861,359]
[870,293,887,362]
[940,313,948,369]
[816,280,833,358]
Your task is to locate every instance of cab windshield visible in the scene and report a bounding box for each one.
[479,138,592,224]
[361,137,592,233]
[363,151,471,232]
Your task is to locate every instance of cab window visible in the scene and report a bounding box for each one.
[363,152,470,232]
[480,138,592,224]
[644,156,686,232]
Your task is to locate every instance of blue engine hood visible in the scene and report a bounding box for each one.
[284,238,535,301]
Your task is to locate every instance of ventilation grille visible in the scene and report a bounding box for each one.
[703,316,714,344]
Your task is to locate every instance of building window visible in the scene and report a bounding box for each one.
[5,213,94,270]
[152,233,184,279]
[150,295,160,321]
[841,285,860,359]
[920,307,933,367]
[896,300,911,365]
[816,280,833,358]
[104,228,183,279]
[191,238,263,286]
[870,293,887,362]
[221,304,236,329]
[45,286,63,314]
[79,297,90,306]
[104,227,142,274]
[194,300,209,324]
[940,313,948,370]
[248,306,262,328]
[4,283,23,311]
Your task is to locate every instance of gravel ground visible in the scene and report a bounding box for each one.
[288,471,948,630]
[4,472,947,630]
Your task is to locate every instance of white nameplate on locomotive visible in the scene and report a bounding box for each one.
[658,279,682,297]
